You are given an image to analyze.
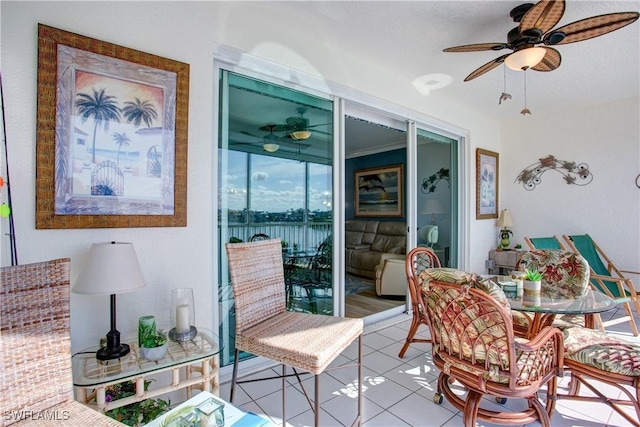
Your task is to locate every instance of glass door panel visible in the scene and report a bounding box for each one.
[218,71,333,367]
[416,128,458,268]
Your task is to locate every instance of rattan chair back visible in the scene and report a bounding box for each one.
[398,247,441,358]
[225,239,286,333]
[1,258,73,418]
[1,258,123,426]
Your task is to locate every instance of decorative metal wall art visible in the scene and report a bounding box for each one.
[516,155,593,190]
[421,168,450,193]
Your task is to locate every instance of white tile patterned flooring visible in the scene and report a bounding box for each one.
[218,306,640,427]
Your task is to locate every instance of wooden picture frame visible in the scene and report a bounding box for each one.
[35,24,189,229]
[355,164,404,217]
[476,148,499,219]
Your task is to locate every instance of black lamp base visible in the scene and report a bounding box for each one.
[96,343,130,360]
[96,294,130,361]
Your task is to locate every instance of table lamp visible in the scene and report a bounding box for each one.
[497,209,514,249]
[420,199,445,225]
[73,242,146,360]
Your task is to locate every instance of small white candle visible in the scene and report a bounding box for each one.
[176,304,190,333]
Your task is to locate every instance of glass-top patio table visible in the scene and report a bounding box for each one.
[509,288,617,338]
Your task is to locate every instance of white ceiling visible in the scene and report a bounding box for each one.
[284,0,640,120]
[227,1,639,157]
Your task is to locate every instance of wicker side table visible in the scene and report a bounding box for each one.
[72,328,221,413]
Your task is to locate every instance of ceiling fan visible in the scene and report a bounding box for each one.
[443,0,639,82]
[284,107,331,140]
[231,125,311,153]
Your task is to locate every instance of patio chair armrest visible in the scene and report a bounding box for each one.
[515,326,564,359]
[515,326,565,377]
[620,269,640,276]
[589,273,636,297]
[589,273,627,283]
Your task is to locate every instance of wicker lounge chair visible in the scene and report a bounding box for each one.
[1,258,123,426]
[225,239,363,426]
[397,247,441,358]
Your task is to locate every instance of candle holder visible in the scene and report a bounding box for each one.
[169,288,197,341]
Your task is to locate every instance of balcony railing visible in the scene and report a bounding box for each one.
[221,222,332,250]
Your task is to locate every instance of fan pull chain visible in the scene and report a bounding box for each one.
[520,70,532,115]
[499,64,512,105]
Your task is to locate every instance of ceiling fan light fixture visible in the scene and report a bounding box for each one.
[505,47,546,71]
[290,130,312,140]
[263,143,280,153]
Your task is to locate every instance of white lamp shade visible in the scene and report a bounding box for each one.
[497,209,514,228]
[505,47,546,71]
[420,199,445,215]
[419,224,439,245]
[73,242,146,295]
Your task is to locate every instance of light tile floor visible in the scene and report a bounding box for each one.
[219,306,640,426]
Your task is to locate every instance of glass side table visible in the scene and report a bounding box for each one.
[72,327,222,413]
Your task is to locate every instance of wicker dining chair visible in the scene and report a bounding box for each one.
[424,270,564,427]
[1,258,124,427]
[397,247,441,358]
[225,239,363,426]
[560,326,640,426]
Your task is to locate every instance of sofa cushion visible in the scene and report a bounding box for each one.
[362,220,379,245]
[370,235,403,253]
[345,220,367,246]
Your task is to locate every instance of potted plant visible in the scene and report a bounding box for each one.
[140,330,168,361]
[523,268,543,297]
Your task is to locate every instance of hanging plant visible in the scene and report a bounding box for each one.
[421,168,450,193]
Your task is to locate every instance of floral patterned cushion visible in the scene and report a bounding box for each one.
[563,327,640,377]
[428,277,557,387]
[436,340,555,386]
[419,268,511,310]
[519,250,589,299]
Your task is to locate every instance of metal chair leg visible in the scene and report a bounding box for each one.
[357,334,362,426]
[314,374,320,426]
[230,348,239,403]
[282,364,286,427]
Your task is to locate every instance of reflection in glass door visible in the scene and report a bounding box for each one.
[217,71,333,367]
[416,129,458,268]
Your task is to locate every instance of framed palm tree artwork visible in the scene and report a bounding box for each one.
[35,24,189,228]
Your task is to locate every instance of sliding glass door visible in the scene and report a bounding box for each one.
[416,128,458,268]
[217,71,334,367]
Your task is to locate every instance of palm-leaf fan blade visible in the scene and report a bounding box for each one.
[464,54,509,82]
[519,0,566,35]
[531,47,561,72]
[443,42,507,53]
[544,12,640,45]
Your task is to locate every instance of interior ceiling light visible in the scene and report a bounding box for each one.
[262,125,280,152]
[289,130,312,140]
[505,47,546,71]
[263,143,280,153]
